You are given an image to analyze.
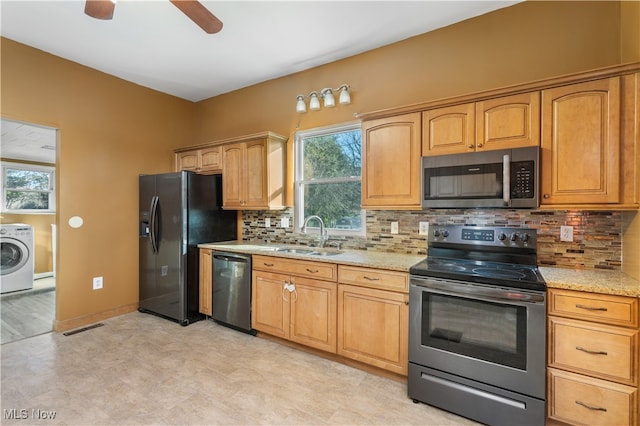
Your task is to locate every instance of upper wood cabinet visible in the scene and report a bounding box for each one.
[476,92,540,151]
[175,146,222,174]
[541,77,621,205]
[361,112,422,210]
[422,103,475,155]
[221,132,287,210]
[422,92,540,156]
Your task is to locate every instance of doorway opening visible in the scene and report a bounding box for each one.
[1,118,58,344]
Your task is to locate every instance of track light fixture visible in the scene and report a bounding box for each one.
[296,84,350,113]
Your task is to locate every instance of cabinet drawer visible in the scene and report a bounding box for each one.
[548,289,638,328]
[548,316,638,386]
[338,265,408,292]
[548,368,637,426]
[253,255,337,282]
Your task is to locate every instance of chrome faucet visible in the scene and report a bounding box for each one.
[302,215,327,248]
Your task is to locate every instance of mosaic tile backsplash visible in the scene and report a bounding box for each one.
[241,209,624,270]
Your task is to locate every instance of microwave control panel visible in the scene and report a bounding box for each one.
[510,160,535,199]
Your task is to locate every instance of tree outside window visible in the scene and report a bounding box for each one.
[295,123,363,235]
[1,162,55,213]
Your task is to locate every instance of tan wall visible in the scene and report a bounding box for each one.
[1,213,55,274]
[191,1,627,147]
[1,38,195,330]
[1,1,637,330]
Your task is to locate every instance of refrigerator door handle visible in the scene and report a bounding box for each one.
[149,195,159,254]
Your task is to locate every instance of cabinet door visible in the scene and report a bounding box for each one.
[176,150,199,172]
[476,92,540,151]
[289,276,337,353]
[200,146,222,172]
[361,112,422,209]
[198,249,212,316]
[222,143,245,208]
[337,284,408,375]
[541,78,621,205]
[244,140,268,208]
[422,103,475,155]
[251,270,289,338]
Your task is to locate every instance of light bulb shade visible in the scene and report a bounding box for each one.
[339,86,351,105]
[323,90,335,108]
[309,93,321,110]
[296,95,306,113]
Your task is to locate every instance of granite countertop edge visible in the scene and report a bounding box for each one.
[198,241,423,272]
[198,241,640,297]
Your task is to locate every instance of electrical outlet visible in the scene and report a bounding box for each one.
[92,276,103,290]
[419,221,429,236]
[560,225,574,242]
[281,217,289,228]
[264,218,271,228]
[390,221,399,234]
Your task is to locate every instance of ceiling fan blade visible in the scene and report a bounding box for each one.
[169,0,223,34]
[84,0,116,20]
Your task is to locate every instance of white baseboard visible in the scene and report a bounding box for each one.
[34,272,54,280]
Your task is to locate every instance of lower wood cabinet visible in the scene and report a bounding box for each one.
[547,288,639,425]
[337,265,409,375]
[337,284,408,375]
[199,248,212,316]
[251,255,337,353]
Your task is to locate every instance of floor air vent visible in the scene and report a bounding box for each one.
[63,323,104,336]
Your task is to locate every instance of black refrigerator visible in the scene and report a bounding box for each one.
[139,171,237,325]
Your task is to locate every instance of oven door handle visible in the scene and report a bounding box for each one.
[412,278,545,304]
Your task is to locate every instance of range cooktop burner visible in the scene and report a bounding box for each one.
[410,225,547,291]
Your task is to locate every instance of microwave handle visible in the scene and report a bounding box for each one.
[503,154,510,204]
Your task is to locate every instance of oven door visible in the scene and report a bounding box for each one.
[409,276,546,399]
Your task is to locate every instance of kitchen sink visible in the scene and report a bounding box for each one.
[309,251,342,256]
[275,248,316,255]
[274,247,342,257]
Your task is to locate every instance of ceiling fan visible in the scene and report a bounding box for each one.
[84,0,223,34]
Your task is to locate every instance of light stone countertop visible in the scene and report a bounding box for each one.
[539,266,640,297]
[198,240,424,272]
[198,241,640,297]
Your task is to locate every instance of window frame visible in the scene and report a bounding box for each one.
[1,161,56,214]
[294,121,365,237]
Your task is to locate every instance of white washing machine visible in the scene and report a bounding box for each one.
[0,224,34,293]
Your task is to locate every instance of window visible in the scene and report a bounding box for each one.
[294,123,363,236]
[1,162,55,213]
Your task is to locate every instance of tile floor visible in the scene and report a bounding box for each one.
[1,312,479,425]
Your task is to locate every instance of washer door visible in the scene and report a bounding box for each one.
[0,238,29,275]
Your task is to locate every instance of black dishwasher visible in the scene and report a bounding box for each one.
[212,251,255,334]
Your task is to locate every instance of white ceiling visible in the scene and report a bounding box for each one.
[0,0,520,162]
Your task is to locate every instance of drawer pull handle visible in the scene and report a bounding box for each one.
[575,400,607,412]
[575,304,608,311]
[306,268,319,273]
[263,262,274,267]
[576,346,608,356]
[363,276,380,281]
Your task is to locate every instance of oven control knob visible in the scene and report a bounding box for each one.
[442,230,449,238]
[433,229,440,237]
[510,233,518,242]
[497,232,507,241]
[520,233,530,242]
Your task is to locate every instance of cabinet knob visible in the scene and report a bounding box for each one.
[543,194,550,199]
[476,143,483,148]
[467,144,474,149]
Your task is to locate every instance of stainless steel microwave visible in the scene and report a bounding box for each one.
[422,146,539,209]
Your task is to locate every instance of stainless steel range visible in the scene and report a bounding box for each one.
[408,225,546,426]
